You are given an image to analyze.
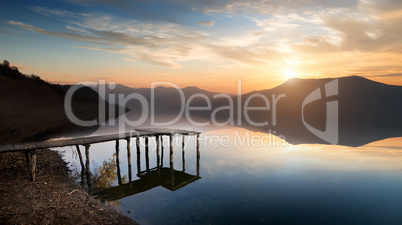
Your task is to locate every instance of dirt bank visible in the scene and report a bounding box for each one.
[0,149,138,225]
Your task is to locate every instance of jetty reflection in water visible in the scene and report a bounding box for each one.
[59,126,402,225]
[78,134,201,201]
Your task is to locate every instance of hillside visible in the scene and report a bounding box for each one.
[204,76,402,146]
[89,75,402,146]
[0,60,121,144]
[92,84,226,111]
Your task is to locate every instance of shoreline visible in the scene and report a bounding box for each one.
[0,149,139,224]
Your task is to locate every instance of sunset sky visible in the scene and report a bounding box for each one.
[1,0,402,93]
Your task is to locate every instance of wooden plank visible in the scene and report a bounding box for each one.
[34,142,50,149]
[44,139,76,148]
[12,143,30,151]
[0,128,200,153]
[0,144,14,153]
[136,128,201,135]
[26,143,38,149]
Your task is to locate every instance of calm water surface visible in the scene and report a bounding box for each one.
[57,127,402,225]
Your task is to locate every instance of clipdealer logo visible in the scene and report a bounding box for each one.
[64,79,339,145]
[302,79,338,144]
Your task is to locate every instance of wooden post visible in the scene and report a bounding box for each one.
[85,144,91,191]
[126,138,132,183]
[161,136,164,167]
[196,134,200,177]
[75,145,85,184]
[170,134,174,189]
[136,137,141,175]
[145,137,150,173]
[115,140,122,185]
[182,136,185,172]
[29,150,37,182]
[23,150,30,167]
[75,145,85,172]
[170,135,174,170]
[156,135,160,175]
[196,134,200,157]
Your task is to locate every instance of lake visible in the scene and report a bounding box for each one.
[57,126,402,225]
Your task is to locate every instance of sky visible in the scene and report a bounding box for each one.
[1,0,402,93]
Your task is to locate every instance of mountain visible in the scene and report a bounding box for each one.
[200,76,402,146]
[92,76,402,147]
[0,60,122,144]
[92,84,225,113]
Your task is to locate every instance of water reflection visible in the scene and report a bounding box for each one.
[92,154,127,192]
[59,125,402,225]
[92,109,402,147]
[75,135,201,202]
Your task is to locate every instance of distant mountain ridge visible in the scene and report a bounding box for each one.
[205,75,402,146]
[95,76,402,146]
[92,84,226,113]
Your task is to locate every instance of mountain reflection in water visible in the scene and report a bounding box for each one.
[59,124,402,225]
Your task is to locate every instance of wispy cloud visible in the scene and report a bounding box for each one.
[7,0,402,79]
[197,20,215,27]
[250,17,299,32]
[9,7,290,68]
[193,0,358,15]
[9,8,209,68]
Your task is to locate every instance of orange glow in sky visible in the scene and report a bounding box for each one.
[1,0,402,93]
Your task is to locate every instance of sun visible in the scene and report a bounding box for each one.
[283,69,298,80]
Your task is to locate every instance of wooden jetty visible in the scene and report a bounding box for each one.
[0,128,201,182]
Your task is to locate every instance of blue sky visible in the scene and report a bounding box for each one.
[1,0,402,93]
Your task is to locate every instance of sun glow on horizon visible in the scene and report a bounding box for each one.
[2,0,402,92]
[283,69,298,80]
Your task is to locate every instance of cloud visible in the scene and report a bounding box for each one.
[197,20,215,27]
[77,45,125,52]
[192,0,358,15]
[385,45,402,53]
[250,17,299,32]
[0,26,13,34]
[11,7,292,68]
[122,57,136,62]
[264,0,402,58]
[358,0,402,13]
[8,9,208,68]
[207,43,280,66]
[9,0,402,78]
[321,9,402,52]
[190,0,402,58]
[67,0,133,7]
[9,21,111,46]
